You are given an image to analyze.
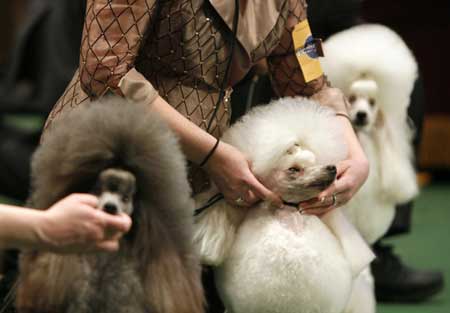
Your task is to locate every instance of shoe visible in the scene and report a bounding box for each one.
[371,243,444,303]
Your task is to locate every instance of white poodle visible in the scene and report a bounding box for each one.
[322,24,419,245]
[194,97,374,313]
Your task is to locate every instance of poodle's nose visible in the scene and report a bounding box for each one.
[326,165,337,174]
[104,202,118,215]
[355,111,367,123]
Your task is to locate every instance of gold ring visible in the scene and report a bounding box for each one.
[331,193,337,207]
[235,197,245,205]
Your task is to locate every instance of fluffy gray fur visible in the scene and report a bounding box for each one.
[16,97,204,313]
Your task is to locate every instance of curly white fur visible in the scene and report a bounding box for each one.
[322,24,419,244]
[194,97,374,313]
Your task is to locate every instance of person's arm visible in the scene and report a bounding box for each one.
[79,0,157,98]
[266,0,369,214]
[0,194,131,253]
[147,96,282,207]
[78,1,281,208]
[0,205,45,249]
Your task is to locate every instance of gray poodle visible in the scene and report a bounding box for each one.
[15,97,204,313]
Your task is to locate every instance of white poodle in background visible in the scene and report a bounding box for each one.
[322,23,419,245]
[194,97,374,313]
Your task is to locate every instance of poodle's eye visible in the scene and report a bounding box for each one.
[288,167,302,173]
[369,98,376,107]
[122,196,130,202]
[348,95,356,103]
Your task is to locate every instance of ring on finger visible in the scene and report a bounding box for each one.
[331,193,337,207]
[235,197,246,206]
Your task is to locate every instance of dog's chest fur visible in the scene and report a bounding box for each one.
[68,253,147,313]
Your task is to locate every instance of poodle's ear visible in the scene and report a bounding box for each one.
[375,109,385,128]
[132,201,204,313]
[373,116,418,203]
[16,253,83,313]
[193,201,245,266]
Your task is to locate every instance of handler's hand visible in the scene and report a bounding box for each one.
[311,86,350,113]
[36,194,132,253]
[205,142,282,208]
[299,155,369,216]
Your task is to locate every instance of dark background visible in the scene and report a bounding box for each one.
[363,0,450,115]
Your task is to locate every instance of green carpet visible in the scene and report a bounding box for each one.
[377,182,450,313]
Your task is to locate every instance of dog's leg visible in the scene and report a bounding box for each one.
[344,267,376,313]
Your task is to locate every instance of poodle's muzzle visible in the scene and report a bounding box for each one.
[348,79,379,132]
[95,168,136,215]
[272,164,337,204]
[350,97,376,130]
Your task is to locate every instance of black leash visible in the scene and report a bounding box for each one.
[206,0,240,132]
[194,0,239,214]
[194,193,224,216]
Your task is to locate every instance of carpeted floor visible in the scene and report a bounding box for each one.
[378,182,450,313]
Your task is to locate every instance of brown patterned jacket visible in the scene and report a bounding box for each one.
[45,0,330,193]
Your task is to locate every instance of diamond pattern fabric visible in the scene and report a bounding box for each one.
[268,0,328,96]
[80,0,157,97]
[44,0,327,193]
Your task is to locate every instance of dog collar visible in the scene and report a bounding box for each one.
[282,200,301,207]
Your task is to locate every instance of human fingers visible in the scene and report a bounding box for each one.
[220,185,249,207]
[313,161,351,197]
[245,175,282,208]
[218,177,255,207]
[83,222,124,252]
[300,192,349,216]
[95,240,120,252]
[299,193,335,211]
[95,211,132,233]
[244,190,259,206]
[316,162,351,199]
[300,205,335,216]
[233,185,260,207]
[66,193,99,207]
[335,160,351,178]
[317,177,352,206]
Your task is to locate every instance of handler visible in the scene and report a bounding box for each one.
[44,0,368,213]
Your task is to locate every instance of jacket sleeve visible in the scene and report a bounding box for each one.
[267,0,328,97]
[79,0,158,98]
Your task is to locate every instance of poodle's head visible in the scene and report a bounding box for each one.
[223,97,347,204]
[263,143,338,203]
[94,168,136,216]
[347,78,383,133]
[322,24,418,125]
